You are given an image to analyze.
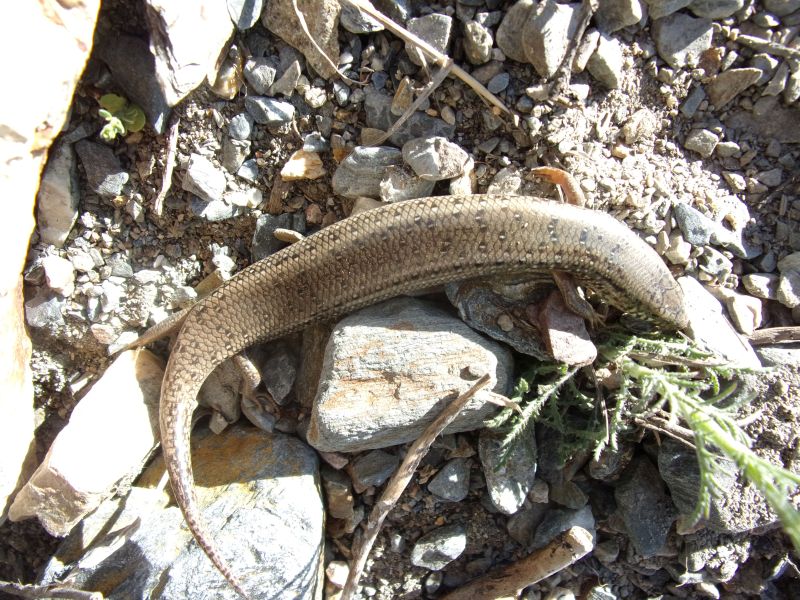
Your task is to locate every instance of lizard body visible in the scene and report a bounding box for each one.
[158,194,688,596]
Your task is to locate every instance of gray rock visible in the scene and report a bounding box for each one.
[406,14,452,66]
[94,34,171,133]
[549,480,588,509]
[237,158,259,182]
[684,128,719,157]
[37,143,79,247]
[411,524,467,570]
[41,255,75,297]
[428,458,471,502]
[340,2,383,33]
[651,13,713,69]
[307,298,513,452]
[614,456,677,557]
[75,140,129,198]
[269,60,301,96]
[487,72,510,93]
[463,21,493,65]
[348,450,399,493]
[681,85,706,118]
[39,429,323,599]
[364,89,455,146]
[479,428,537,515]
[742,273,778,300]
[402,137,469,181]
[778,271,800,308]
[107,254,134,278]
[645,0,692,19]
[587,33,624,89]
[697,246,733,280]
[496,0,536,63]
[244,96,295,126]
[379,166,436,202]
[190,197,242,222]
[373,0,411,22]
[251,212,305,261]
[596,0,643,32]
[258,343,298,404]
[332,145,403,198]
[227,0,264,30]
[749,53,779,85]
[222,138,251,173]
[243,57,277,95]
[688,0,743,18]
[763,0,800,15]
[182,153,226,203]
[24,287,64,329]
[673,203,759,259]
[228,113,254,141]
[523,0,582,78]
[532,505,595,549]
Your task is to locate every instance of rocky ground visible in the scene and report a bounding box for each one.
[2,0,800,598]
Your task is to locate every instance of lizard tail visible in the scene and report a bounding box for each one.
[159,346,252,599]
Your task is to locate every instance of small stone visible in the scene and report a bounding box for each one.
[25,288,64,329]
[778,272,800,308]
[228,0,264,30]
[37,144,79,247]
[225,188,262,208]
[706,68,761,108]
[364,89,455,147]
[348,450,399,493]
[622,108,659,145]
[411,524,467,570]
[228,113,254,141]
[74,140,129,198]
[281,150,325,181]
[764,0,800,15]
[532,505,595,549]
[587,32,624,89]
[269,60,301,97]
[487,72,510,93]
[428,458,471,502]
[496,0,536,63]
[182,154,226,203]
[684,128,719,157]
[332,146,403,198]
[406,14,453,66]
[651,13,713,69]
[244,96,295,126]
[222,138,251,173]
[538,291,597,365]
[340,2,383,33]
[688,0,744,18]
[523,0,583,78]
[757,168,783,188]
[463,21,493,65]
[243,57,277,95]
[41,256,75,297]
[237,158,259,182]
[595,0,643,32]
[479,428,537,515]
[665,232,692,265]
[713,287,763,335]
[379,166,436,202]
[402,137,469,181]
[251,213,305,261]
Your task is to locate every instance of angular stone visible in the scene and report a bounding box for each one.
[410,524,466,570]
[75,140,129,198]
[364,89,455,147]
[707,68,761,109]
[406,14,452,66]
[496,0,536,63]
[244,96,295,126]
[479,428,537,514]
[428,458,471,502]
[227,0,264,30]
[331,146,403,198]
[523,1,582,78]
[182,154,226,203]
[8,350,163,535]
[37,143,79,247]
[596,0,644,32]
[652,13,713,69]
[587,32,625,89]
[402,137,469,181]
[688,0,744,18]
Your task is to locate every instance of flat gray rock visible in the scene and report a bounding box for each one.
[651,13,713,69]
[75,140,129,198]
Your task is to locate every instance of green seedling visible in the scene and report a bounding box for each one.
[98,93,146,142]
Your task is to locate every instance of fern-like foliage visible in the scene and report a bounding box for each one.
[492,327,800,552]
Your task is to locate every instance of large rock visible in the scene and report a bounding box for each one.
[8,350,164,535]
[39,428,324,599]
[0,0,100,522]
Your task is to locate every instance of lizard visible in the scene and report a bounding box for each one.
[138,186,688,598]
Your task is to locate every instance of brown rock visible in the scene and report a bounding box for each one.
[538,291,597,366]
[706,68,761,108]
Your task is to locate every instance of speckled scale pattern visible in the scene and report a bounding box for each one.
[159,194,689,596]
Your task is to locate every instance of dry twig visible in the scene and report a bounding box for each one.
[153,117,180,217]
[749,326,800,346]
[0,581,103,600]
[340,373,493,600]
[440,526,594,599]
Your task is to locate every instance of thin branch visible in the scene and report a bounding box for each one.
[749,326,800,345]
[340,374,493,600]
[440,527,594,599]
[153,117,180,216]
[340,0,510,115]
[0,581,103,600]
[634,415,697,450]
[292,0,361,85]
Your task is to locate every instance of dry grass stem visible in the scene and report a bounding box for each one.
[340,373,493,600]
[440,526,594,599]
[153,117,180,216]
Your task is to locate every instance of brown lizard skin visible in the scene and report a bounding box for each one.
[158,195,689,596]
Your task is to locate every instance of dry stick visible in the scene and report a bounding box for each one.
[0,581,103,600]
[153,117,180,217]
[341,0,510,115]
[730,31,800,61]
[550,0,598,99]
[440,526,594,600]
[340,373,493,600]
[634,415,697,450]
[749,326,800,346]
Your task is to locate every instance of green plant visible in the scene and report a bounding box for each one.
[98,94,145,142]
[491,328,800,551]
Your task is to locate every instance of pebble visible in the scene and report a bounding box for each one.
[348,450,399,493]
[269,60,301,96]
[749,53,780,85]
[764,0,800,14]
[321,467,355,521]
[478,428,537,515]
[406,14,453,66]
[587,33,624,89]
[463,21,493,65]
[651,13,713,69]
[243,57,277,95]
[410,524,467,570]
[331,145,403,198]
[379,166,436,202]
[708,286,763,335]
[777,271,800,308]
[496,0,535,63]
[42,255,75,297]
[364,89,455,146]
[684,128,719,157]
[24,288,65,329]
[237,158,259,182]
[487,71,510,93]
[225,187,262,208]
[280,150,325,181]
[227,0,263,30]
[757,167,783,187]
[222,138,251,173]
[523,0,582,78]
[36,144,79,247]
[688,0,744,18]
[244,96,295,126]
[706,68,761,108]
[182,153,226,202]
[532,505,595,549]
[340,1,383,33]
[428,458,471,502]
[402,137,469,181]
[74,140,129,198]
[595,0,643,32]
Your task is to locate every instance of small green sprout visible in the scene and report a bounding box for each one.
[98,94,146,142]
